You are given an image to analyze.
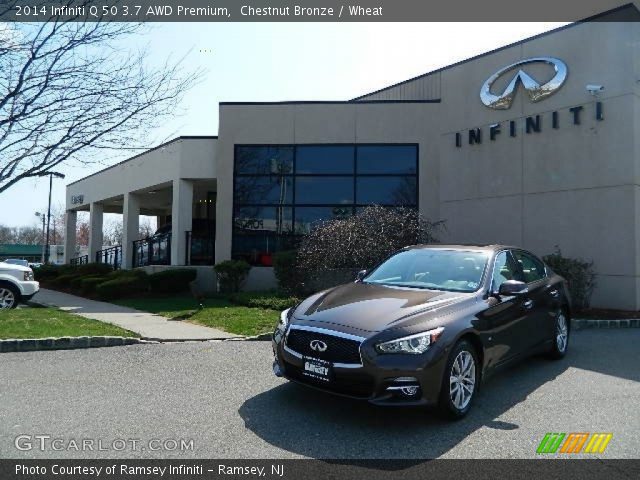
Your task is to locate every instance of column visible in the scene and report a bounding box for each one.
[63,210,77,264]
[171,179,193,266]
[121,192,140,269]
[88,202,104,263]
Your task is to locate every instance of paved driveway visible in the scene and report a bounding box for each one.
[0,329,638,459]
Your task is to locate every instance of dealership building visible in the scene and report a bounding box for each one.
[65,5,640,308]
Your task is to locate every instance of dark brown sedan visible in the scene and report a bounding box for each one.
[272,245,571,418]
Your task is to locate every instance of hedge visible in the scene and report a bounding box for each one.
[543,248,596,310]
[228,292,300,311]
[79,276,109,294]
[70,274,103,290]
[96,276,149,300]
[273,251,305,295]
[75,263,113,276]
[34,264,76,282]
[105,269,148,280]
[214,260,250,293]
[148,269,197,293]
[50,273,82,288]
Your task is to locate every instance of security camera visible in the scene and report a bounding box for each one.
[586,84,604,95]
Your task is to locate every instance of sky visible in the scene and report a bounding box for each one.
[0,21,566,228]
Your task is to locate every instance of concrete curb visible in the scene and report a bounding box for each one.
[0,336,154,353]
[572,318,640,329]
[224,332,272,341]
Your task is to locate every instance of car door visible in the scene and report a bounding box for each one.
[476,250,530,369]
[511,250,556,350]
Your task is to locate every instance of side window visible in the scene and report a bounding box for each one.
[491,251,521,292]
[513,251,546,283]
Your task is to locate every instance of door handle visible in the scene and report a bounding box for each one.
[523,299,534,309]
[549,289,559,298]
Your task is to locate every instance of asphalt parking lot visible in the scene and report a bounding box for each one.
[0,329,638,459]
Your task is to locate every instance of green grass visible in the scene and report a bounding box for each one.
[115,295,282,336]
[0,307,138,339]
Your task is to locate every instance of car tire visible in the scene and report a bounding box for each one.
[438,339,479,419]
[547,310,570,360]
[0,282,20,310]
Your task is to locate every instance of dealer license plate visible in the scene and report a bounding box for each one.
[302,356,332,382]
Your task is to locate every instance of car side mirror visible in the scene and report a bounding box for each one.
[355,269,368,282]
[498,280,528,296]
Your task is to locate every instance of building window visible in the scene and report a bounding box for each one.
[233,144,418,265]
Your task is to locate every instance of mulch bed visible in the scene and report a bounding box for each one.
[575,308,640,319]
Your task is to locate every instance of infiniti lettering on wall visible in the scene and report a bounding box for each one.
[456,57,604,147]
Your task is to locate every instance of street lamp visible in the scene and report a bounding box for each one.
[34,212,46,263]
[37,172,66,264]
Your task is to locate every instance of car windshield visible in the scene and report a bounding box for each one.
[3,259,29,267]
[364,249,488,292]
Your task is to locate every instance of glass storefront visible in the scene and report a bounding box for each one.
[232,144,418,265]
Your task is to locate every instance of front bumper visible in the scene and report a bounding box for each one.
[272,329,449,407]
[18,281,39,298]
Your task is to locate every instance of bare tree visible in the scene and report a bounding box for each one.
[0,3,201,193]
[0,225,15,243]
[138,217,155,239]
[298,205,445,273]
[15,225,42,244]
[76,220,90,246]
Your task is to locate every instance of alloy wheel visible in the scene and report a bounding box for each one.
[0,288,16,309]
[556,313,568,353]
[449,350,476,410]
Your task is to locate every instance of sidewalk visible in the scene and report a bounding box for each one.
[32,289,237,341]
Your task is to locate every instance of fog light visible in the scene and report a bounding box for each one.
[400,386,419,396]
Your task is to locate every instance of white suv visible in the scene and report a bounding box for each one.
[0,262,39,309]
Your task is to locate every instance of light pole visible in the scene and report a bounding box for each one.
[38,172,65,264]
[34,212,46,263]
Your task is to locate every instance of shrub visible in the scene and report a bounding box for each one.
[70,274,103,291]
[214,260,251,293]
[75,263,113,276]
[297,205,444,289]
[96,276,149,300]
[228,291,300,311]
[34,264,75,282]
[148,269,197,293]
[50,273,82,288]
[106,268,148,280]
[79,276,109,294]
[273,251,305,295]
[543,247,597,310]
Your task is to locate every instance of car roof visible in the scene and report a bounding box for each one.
[404,244,520,253]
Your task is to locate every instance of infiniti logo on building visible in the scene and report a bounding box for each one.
[310,340,327,352]
[480,57,568,110]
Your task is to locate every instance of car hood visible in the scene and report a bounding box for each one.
[292,282,474,333]
[0,263,31,273]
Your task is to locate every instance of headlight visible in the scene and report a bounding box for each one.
[277,308,291,333]
[24,271,34,281]
[376,327,445,354]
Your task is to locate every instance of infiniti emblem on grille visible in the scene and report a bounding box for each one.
[310,340,327,352]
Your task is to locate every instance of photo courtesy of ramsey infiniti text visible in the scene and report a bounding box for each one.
[272,245,571,418]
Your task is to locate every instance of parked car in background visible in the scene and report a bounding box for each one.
[28,262,43,269]
[0,261,39,309]
[2,258,29,268]
[273,245,571,419]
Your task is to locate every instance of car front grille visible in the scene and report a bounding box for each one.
[285,328,362,365]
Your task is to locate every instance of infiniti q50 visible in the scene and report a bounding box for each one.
[272,245,571,418]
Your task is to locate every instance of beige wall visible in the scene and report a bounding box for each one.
[66,137,217,210]
[215,20,640,308]
[436,20,638,308]
[215,102,442,266]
